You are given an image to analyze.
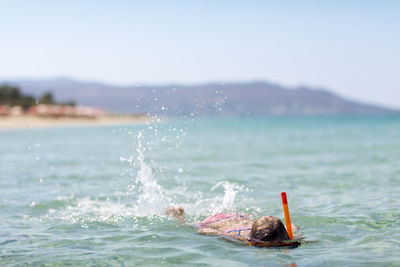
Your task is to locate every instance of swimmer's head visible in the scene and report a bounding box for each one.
[248,216,289,242]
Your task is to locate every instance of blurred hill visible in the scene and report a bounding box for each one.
[1,78,397,116]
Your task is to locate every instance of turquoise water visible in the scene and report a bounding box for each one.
[1,116,399,266]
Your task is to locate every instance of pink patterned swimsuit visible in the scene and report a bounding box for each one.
[197,213,251,237]
[197,213,243,228]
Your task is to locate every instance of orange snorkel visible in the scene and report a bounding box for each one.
[281,192,294,240]
[249,192,300,248]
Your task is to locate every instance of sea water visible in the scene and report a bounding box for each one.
[0,116,399,266]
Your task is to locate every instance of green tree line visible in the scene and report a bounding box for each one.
[0,85,75,109]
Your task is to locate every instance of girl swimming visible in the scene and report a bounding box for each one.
[166,206,296,243]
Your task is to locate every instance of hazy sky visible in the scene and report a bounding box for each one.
[1,0,399,108]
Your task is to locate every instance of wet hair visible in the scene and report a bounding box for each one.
[249,216,289,242]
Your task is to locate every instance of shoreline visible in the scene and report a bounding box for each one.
[0,115,150,130]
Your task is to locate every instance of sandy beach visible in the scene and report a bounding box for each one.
[0,115,149,130]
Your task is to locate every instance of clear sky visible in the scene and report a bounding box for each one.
[1,0,399,108]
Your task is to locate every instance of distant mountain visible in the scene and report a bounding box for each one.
[0,78,397,116]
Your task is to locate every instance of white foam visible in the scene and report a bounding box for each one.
[41,129,249,224]
[211,181,245,211]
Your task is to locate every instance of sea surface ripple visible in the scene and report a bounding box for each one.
[1,116,399,266]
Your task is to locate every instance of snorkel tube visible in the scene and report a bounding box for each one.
[281,192,293,240]
[249,192,300,248]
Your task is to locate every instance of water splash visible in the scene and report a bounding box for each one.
[40,130,250,224]
[133,131,168,216]
[40,131,168,223]
[182,181,248,217]
[211,181,244,211]
[39,180,248,224]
